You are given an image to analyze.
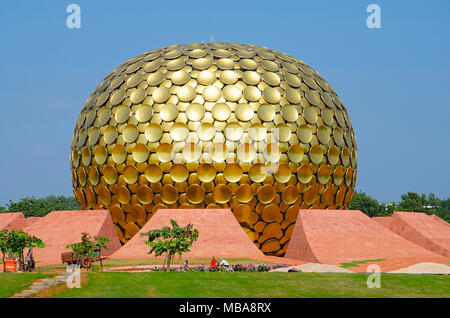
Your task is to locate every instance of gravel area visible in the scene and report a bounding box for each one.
[388,262,450,274]
[270,263,354,273]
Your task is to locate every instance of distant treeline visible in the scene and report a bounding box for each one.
[1,192,449,223]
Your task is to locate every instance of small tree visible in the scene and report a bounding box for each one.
[0,230,45,272]
[140,220,199,271]
[66,232,110,258]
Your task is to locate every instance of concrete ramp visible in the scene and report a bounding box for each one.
[372,216,392,229]
[285,210,445,265]
[0,212,27,231]
[388,212,450,257]
[23,210,121,264]
[112,209,265,259]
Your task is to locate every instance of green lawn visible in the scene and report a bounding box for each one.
[42,272,450,298]
[0,273,54,298]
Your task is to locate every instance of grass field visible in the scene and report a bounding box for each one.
[30,272,450,298]
[0,273,54,298]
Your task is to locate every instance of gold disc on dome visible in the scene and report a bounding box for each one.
[123,165,138,184]
[223,163,243,182]
[282,185,299,204]
[233,204,252,222]
[288,144,303,163]
[224,122,243,141]
[152,87,170,103]
[257,185,276,204]
[132,143,149,163]
[160,104,179,121]
[136,185,153,204]
[211,103,231,121]
[197,163,216,182]
[242,71,260,85]
[235,103,254,121]
[222,85,242,102]
[123,124,139,143]
[185,103,205,121]
[170,164,189,182]
[237,143,256,162]
[186,184,205,204]
[210,143,228,162]
[257,104,275,122]
[203,85,222,102]
[147,71,165,86]
[297,164,313,184]
[177,85,196,102]
[102,166,117,184]
[213,184,232,203]
[170,122,189,141]
[161,184,178,204]
[111,144,127,164]
[145,123,163,142]
[248,163,266,182]
[197,70,216,85]
[235,184,254,203]
[135,105,153,122]
[196,123,216,141]
[144,163,163,182]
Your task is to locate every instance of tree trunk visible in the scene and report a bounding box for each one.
[2,253,4,273]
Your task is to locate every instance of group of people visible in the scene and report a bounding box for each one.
[183,256,229,268]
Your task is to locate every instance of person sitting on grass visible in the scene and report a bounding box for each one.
[220,258,229,268]
[211,256,218,267]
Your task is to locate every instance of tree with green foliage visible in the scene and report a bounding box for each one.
[0,230,45,272]
[349,191,387,217]
[65,232,110,258]
[1,195,79,217]
[140,220,199,271]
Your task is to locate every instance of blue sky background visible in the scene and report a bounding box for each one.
[0,0,449,206]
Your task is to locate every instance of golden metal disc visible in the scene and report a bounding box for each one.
[97,108,111,126]
[210,143,228,162]
[262,204,281,222]
[288,144,303,163]
[170,164,189,182]
[257,104,275,122]
[243,86,261,102]
[317,126,330,144]
[235,184,254,203]
[261,60,278,72]
[222,85,242,102]
[152,87,170,103]
[327,145,340,165]
[145,123,163,142]
[81,147,91,166]
[233,204,252,222]
[223,163,243,182]
[112,144,127,164]
[197,123,216,141]
[167,58,185,71]
[144,163,163,182]
[303,186,317,205]
[182,143,201,162]
[281,105,298,122]
[262,72,280,86]
[160,104,179,121]
[123,124,139,143]
[147,71,164,86]
[130,88,146,104]
[197,163,216,182]
[224,122,243,141]
[115,105,130,124]
[297,164,313,184]
[248,163,266,182]
[117,185,131,204]
[318,165,332,184]
[240,59,258,70]
[304,106,318,124]
[264,143,281,162]
[237,143,256,162]
[242,71,260,85]
[216,58,234,70]
[185,103,205,121]
[263,87,281,104]
[257,185,276,204]
[87,166,99,185]
[213,184,232,203]
[177,85,196,102]
[170,122,189,141]
[156,143,173,162]
[297,124,312,143]
[135,105,153,122]
[97,186,111,205]
[160,184,178,204]
[197,70,216,85]
[186,184,205,204]
[285,87,302,104]
[310,144,324,164]
[203,85,222,102]
[275,123,291,142]
[305,89,321,106]
[136,185,153,204]
[93,145,107,165]
[322,108,334,126]
[103,166,117,185]
[144,59,163,72]
[333,166,345,185]
[274,164,291,183]
[192,57,212,70]
[282,185,299,204]
[132,143,149,163]
[220,70,238,85]
[284,73,302,87]
[235,103,254,121]
[123,165,138,184]
[212,103,231,121]
[110,89,125,105]
[248,123,267,141]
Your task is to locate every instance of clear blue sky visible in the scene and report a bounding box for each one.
[0,0,449,206]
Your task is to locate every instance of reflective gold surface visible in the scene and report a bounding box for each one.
[71,42,357,255]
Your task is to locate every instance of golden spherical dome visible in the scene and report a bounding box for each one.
[70,42,357,256]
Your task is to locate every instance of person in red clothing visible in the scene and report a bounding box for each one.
[211,256,218,267]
